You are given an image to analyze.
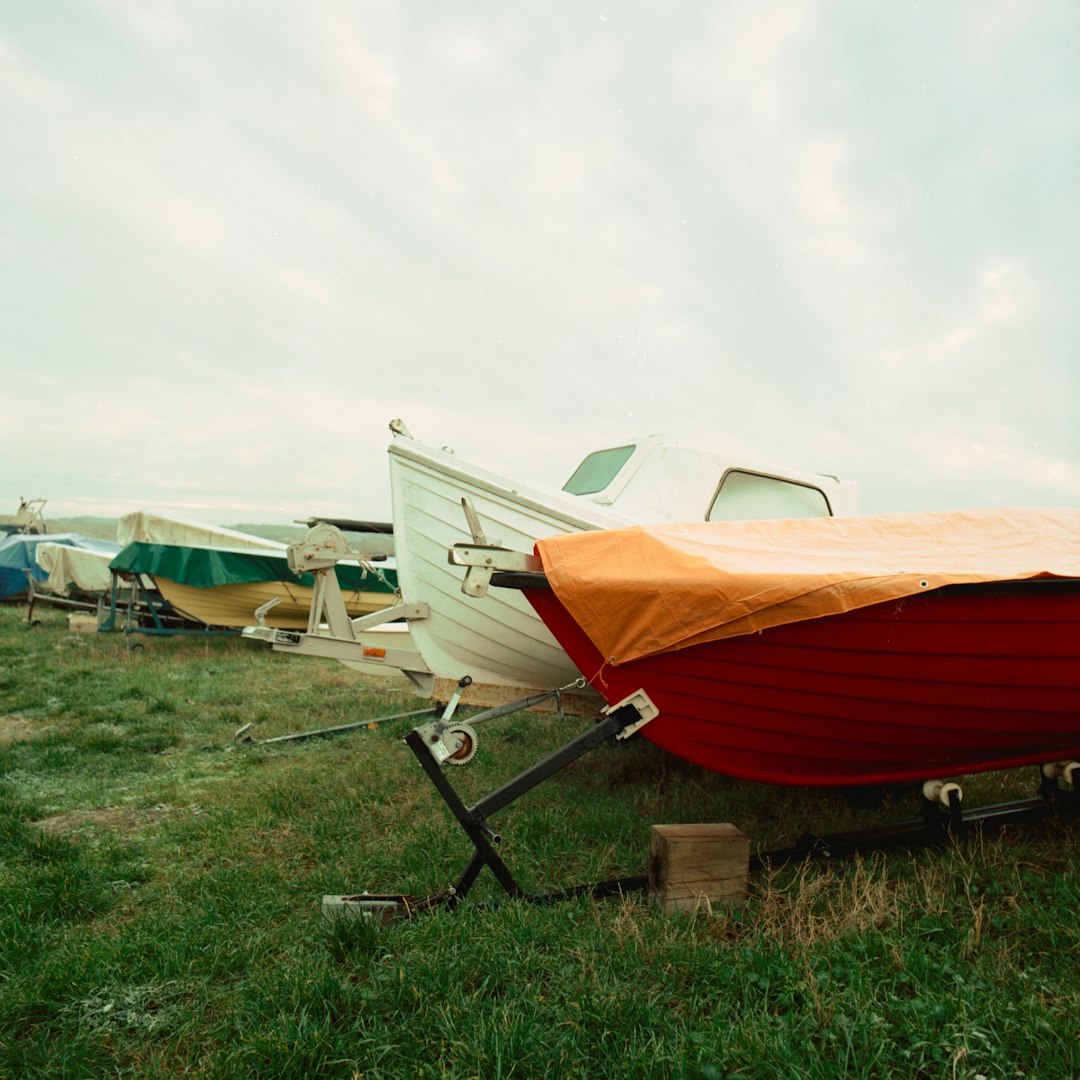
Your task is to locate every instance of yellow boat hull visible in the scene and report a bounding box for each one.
[154,577,393,630]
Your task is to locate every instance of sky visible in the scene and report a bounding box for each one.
[2,1,1078,525]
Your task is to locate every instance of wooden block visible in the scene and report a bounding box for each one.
[649,823,750,913]
[67,613,99,633]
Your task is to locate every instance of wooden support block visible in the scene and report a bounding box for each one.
[649,823,750,913]
[67,613,99,633]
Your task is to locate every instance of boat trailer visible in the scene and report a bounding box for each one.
[325,685,1080,923]
[99,571,237,645]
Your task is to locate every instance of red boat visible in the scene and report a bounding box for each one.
[479,507,1080,787]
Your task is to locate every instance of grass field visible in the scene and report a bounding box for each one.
[0,602,1077,1078]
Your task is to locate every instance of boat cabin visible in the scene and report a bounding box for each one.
[561,436,859,522]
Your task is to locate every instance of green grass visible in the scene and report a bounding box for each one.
[0,603,1077,1077]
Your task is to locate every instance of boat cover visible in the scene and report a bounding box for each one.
[535,507,1080,665]
[117,511,287,551]
[34,541,122,596]
[0,533,119,600]
[110,541,397,593]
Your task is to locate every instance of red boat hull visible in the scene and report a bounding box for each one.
[523,580,1080,786]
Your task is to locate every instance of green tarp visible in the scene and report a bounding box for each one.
[110,542,397,594]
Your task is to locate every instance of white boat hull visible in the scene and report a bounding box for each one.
[389,439,624,691]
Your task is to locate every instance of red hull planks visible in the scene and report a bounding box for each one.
[523,581,1080,786]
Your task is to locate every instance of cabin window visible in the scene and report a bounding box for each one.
[562,444,635,495]
[708,470,831,521]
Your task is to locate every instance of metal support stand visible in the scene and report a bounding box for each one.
[326,701,648,921]
[762,770,1078,869]
[405,703,645,908]
[327,720,1079,921]
[100,571,235,641]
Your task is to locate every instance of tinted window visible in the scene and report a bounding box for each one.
[562,444,635,495]
[708,470,831,521]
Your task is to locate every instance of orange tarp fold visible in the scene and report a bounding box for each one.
[534,507,1080,666]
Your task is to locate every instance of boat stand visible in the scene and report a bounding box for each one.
[24,575,104,626]
[402,701,648,909]
[763,780,1077,869]
[325,692,649,921]
[99,571,236,645]
[326,692,1079,921]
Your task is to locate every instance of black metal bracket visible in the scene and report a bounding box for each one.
[759,778,1077,869]
[403,703,647,910]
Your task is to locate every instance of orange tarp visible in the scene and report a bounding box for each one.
[535,507,1080,666]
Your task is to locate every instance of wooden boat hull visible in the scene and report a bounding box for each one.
[523,580,1080,786]
[153,577,394,630]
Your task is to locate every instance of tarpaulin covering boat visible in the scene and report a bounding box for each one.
[35,541,122,597]
[512,507,1080,786]
[0,533,119,600]
[110,540,398,630]
[116,511,292,551]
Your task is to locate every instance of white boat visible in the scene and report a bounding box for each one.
[29,541,151,626]
[250,421,858,707]
[387,422,857,699]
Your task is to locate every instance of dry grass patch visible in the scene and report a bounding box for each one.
[29,803,180,838]
[752,854,903,948]
[0,716,54,745]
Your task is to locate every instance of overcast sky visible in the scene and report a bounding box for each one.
[2,1,1077,525]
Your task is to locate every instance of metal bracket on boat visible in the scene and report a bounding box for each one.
[1041,760,1079,788]
[413,676,584,767]
[449,543,542,598]
[461,497,499,547]
[253,596,282,628]
[921,779,964,833]
[603,689,659,740]
[448,497,538,598]
[241,600,434,692]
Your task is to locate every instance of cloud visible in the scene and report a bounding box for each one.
[1,2,1076,524]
